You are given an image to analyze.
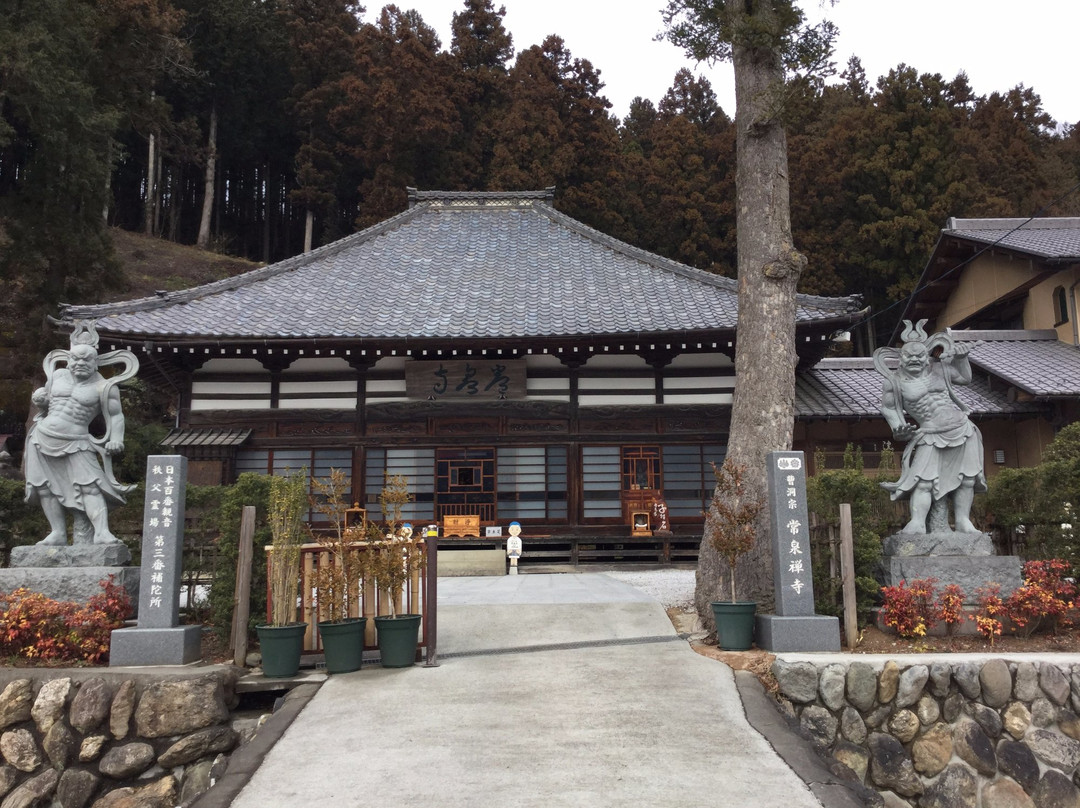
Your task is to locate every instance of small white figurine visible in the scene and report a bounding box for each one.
[506,521,523,574]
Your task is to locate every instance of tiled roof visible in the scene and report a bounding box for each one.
[161,428,252,448]
[943,218,1080,261]
[63,192,861,342]
[953,330,1080,397]
[795,357,1047,419]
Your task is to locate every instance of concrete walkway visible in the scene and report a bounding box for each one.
[227,574,839,808]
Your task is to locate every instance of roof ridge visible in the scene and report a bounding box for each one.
[945,217,1080,231]
[62,204,428,319]
[811,357,878,368]
[407,187,556,206]
[950,329,1059,341]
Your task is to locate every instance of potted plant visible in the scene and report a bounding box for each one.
[256,472,308,677]
[707,458,764,651]
[367,475,424,667]
[309,469,369,674]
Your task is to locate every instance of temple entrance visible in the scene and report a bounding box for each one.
[435,447,496,522]
[621,445,662,525]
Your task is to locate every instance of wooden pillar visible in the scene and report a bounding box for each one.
[643,348,677,405]
[258,354,293,410]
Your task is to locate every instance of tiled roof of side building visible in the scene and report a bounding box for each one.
[952,330,1080,397]
[62,191,862,342]
[944,217,1080,261]
[795,357,1048,419]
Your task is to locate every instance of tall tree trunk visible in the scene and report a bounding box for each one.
[103,139,112,224]
[168,163,182,241]
[262,162,272,263]
[304,209,314,253]
[153,146,163,236]
[144,132,156,236]
[695,5,806,625]
[197,103,218,249]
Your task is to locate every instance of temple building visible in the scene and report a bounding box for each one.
[63,189,867,555]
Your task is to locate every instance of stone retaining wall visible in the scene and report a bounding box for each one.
[772,657,1080,807]
[0,668,254,808]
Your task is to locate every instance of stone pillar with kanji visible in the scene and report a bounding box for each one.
[110,456,202,665]
[754,451,840,652]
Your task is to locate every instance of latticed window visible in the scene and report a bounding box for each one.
[661,445,726,518]
[235,448,352,522]
[365,446,569,524]
[496,446,568,521]
[364,448,436,525]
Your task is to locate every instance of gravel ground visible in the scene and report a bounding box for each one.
[602,568,696,610]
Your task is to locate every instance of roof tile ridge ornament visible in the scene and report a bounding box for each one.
[60,202,431,321]
[946,216,1080,232]
[406,187,556,209]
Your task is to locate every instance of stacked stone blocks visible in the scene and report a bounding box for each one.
[773,657,1080,807]
[0,670,252,808]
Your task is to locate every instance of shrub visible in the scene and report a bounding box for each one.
[0,477,50,559]
[266,472,307,627]
[0,578,131,664]
[972,584,1006,645]
[986,425,1080,563]
[937,583,966,635]
[207,473,271,639]
[807,445,896,624]
[310,469,368,623]
[705,459,763,603]
[1004,559,1077,637]
[367,475,424,619]
[879,577,938,638]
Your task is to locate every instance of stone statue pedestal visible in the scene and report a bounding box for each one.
[1,545,140,607]
[883,531,993,557]
[881,531,1022,603]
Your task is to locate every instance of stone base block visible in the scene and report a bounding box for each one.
[439,549,506,576]
[0,566,140,609]
[109,625,203,667]
[755,614,841,652]
[883,531,992,557]
[10,544,133,567]
[884,556,1022,601]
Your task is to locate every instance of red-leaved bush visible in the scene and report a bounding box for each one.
[937,583,966,635]
[0,578,132,664]
[972,584,1006,645]
[879,578,939,638]
[1005,559,1077,637]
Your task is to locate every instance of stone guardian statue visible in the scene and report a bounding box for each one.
[874,319,986,537]
[24,321,139,545]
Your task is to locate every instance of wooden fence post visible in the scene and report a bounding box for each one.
[231,505,255,667]
[839,503,859,649]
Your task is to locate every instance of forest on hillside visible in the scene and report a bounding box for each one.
[3,0,1080,372]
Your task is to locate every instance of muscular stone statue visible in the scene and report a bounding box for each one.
[875,320,986,536]
[24,321,138,545]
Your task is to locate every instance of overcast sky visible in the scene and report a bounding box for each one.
[394,0,1077,128]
